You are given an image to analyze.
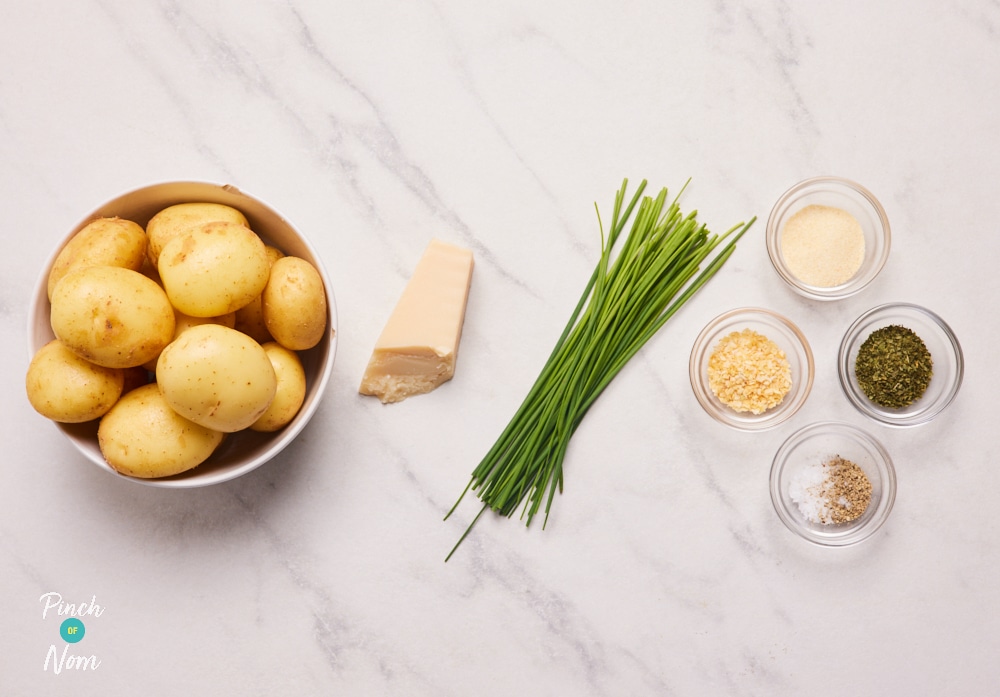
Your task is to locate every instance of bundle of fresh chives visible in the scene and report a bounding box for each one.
[444,178,755,561]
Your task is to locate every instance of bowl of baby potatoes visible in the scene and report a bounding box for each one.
[26,182,337,487]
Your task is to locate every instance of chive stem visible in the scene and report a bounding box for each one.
[444,180,754,561]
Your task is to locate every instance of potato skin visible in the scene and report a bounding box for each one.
[156,324,277,433]
[141,309,237,371]
[120,365,151,395]
[146,202,248,267]
[50,265,175,369]
[234,245,284,343]
[233,294,272,344]
[26,340,124,423]
[98,383,224,478]
[263,245,286,267]
[262,256,328,350]
[158,221,270,317]
[47,217,148,301]
[250,342,307,432]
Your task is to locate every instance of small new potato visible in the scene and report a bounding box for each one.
[121,365,151,395]
[142,309,236,371]
[139,254,162,286]
[262,256,328,350]
[26,340,124,423]
[157,324,277,432]
[98,383,224,478]
[251,342,307,432]
[50,265,175,369]
[146,202,249,267]
[234,245,284,343]
[263,244,286,268]
[175,309,236,332]
[234,295,272,344]
[47,217,148,301]
[158,221,270,317]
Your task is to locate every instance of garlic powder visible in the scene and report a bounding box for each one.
[780,204,865,287]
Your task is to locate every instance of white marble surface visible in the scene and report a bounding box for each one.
[3,1,999,694]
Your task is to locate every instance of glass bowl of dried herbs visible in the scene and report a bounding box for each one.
[689,307,815,431]
[766,176,891,301]
[838,302,964,427]
[770,421,897,547]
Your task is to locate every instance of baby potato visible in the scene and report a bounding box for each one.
[263,244,286,267]
[234,245,284,343]
[47,217,148,300]
[26,340,124,423]
[250,342,307,432]
[262,256,328,350]
[139,253,162,286]
[98,383,224,478]
[141,309,236,371]
[146,202,248,267]
[121,365,152,395]
[50,265,175,369]
[158,221,270,317]
[156,324,277,433]
[233,295,272,343]
[176,309,236,332]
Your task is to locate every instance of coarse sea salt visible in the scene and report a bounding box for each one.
[788,462,833,524]
[789,457,873,525]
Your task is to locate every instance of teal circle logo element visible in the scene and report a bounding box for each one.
[60,618,85,643]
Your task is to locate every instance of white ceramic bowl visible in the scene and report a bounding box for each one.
[689,307,814,431]
[766,176,891,301]
[838,302,963,428]
[770,421,896,547]
[27,181,338,487]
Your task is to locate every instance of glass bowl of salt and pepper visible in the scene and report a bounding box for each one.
[770,421,897,546]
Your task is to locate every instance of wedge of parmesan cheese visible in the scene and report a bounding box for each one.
[359,239,474,404]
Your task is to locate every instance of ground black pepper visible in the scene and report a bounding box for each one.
[855,324,933,408]
[789,455,873,525]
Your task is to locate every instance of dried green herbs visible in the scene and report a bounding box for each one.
[855,324,933,408]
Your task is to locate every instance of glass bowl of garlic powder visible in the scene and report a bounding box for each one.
[766,176,891,301]
[770,421,897,546]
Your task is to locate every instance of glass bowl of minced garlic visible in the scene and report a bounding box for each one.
[766,176,891,301]
[689,307,814,431]
[838,302,964,428]
[770,421,897,547]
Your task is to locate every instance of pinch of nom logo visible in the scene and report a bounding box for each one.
[39,592,104,674]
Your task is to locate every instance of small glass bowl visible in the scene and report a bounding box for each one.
[838,302,964,428]
[766,176,891,300]
[689,307,814,431]
[770,421,896,547]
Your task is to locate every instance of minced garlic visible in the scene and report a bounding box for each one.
[707,328,792,414]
